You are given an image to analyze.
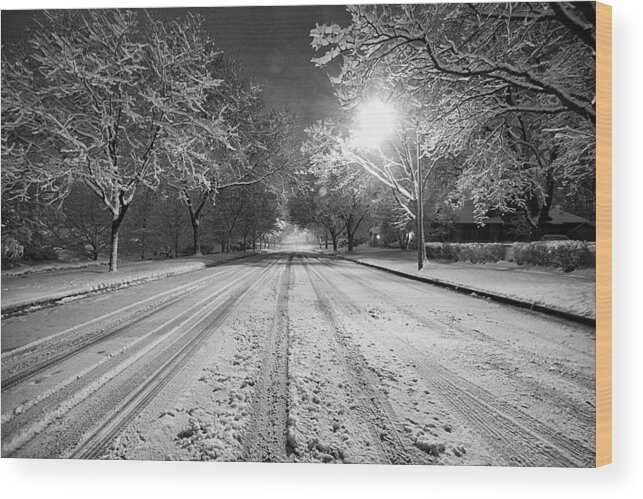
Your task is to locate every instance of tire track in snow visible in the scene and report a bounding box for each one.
[1,262,254,390]
[326,256,595,360]
[69,257,283,460]
[302,256,425,465]
[310,256,595,467]
[2,258,279,458]
[310,255,595,427]
[242,254,293,462]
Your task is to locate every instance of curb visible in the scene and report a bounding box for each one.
[329,254,596,327]
[1,252,258,318]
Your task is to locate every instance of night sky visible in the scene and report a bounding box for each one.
[1,5,352,127]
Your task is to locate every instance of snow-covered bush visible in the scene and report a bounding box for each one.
[456,243,505,263]
[512,241,595,272]
[425,242,455,261]
[1,236,24,261]
[425,242,504,264]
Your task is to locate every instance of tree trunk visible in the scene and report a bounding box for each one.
[324,231,329,249]
[109,225,119,272]
[192,219,202,256]
[346,218,354,252]
[108,207,128,272]
[331,232,338,252]
[534,168,556,240]
[185,189,210,256]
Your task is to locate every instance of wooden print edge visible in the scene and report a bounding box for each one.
[596,1,612,468]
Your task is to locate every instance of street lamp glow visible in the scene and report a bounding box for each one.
[352,99,396,149]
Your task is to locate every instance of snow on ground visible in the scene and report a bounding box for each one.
[285,260,386,464]
[307,256,595,465]
[102,257,284,461]
[1,252,257,313]
[330,246,596,319]
[2,258,108,277]
[100,254,593,465]
[2,253,595,465]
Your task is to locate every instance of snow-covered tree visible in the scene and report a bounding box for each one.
[311,3,595,122]
[289,159,373,253]
[170,99,297,256]
[303,98,460,267]
[310,3,596,240]
[2,10,229,270]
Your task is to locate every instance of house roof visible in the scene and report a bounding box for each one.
[547,207,595,226]
[454,201,504,224]
[452,201,594,226]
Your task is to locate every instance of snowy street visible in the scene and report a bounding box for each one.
[1,252,595,465]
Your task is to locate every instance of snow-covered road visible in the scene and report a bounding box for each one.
[1,253,595,465]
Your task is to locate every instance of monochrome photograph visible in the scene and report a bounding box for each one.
[1,2,599,466]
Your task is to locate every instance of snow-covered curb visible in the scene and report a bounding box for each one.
[331,254,596,327]
[2,260,107,277]
[1,253,257,317]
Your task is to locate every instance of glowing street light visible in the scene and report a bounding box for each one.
[352,98,397,150]
[351,97,427,271]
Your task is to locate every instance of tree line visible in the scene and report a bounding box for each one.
[2,5,598,269]
[2,10,295,271]
[295,2,596,264]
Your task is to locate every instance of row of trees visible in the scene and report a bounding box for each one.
[288,163,373,252]
[2,10,295,270]
[301,3,596,267]
[33,180,285,262]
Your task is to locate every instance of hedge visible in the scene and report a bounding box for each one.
[512,241,596,272]
[425,240,596,272]
[425,242,504,264]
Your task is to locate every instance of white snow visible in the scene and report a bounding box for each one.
[330,246,596,319]
[1,252,258,313]
[2,253,595,465]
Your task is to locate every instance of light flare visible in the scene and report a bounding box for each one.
[352,99,396,149]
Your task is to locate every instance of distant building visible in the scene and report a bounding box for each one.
[432,201,595,242]
[540,206,596,241]
[447,201,505,243]
[368,226,382,246]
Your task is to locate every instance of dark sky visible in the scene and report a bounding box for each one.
[1,5,351,127]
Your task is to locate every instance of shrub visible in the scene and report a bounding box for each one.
[425,242,504,264]
[512,241,595,272]
[22,245,59,262]
[2,236,24,261]
[425,242,456,261]
[584,243,597,267]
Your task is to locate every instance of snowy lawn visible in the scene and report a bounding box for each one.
[1,252,257,313]
[329,246,595,319]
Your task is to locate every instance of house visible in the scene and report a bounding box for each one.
[431,201,595,242]
[447,201,504,243]
[368,226,382,246]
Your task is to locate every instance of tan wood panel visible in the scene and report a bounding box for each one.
[596,1,612,468]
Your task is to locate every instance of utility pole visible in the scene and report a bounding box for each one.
[416,129,426,271]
